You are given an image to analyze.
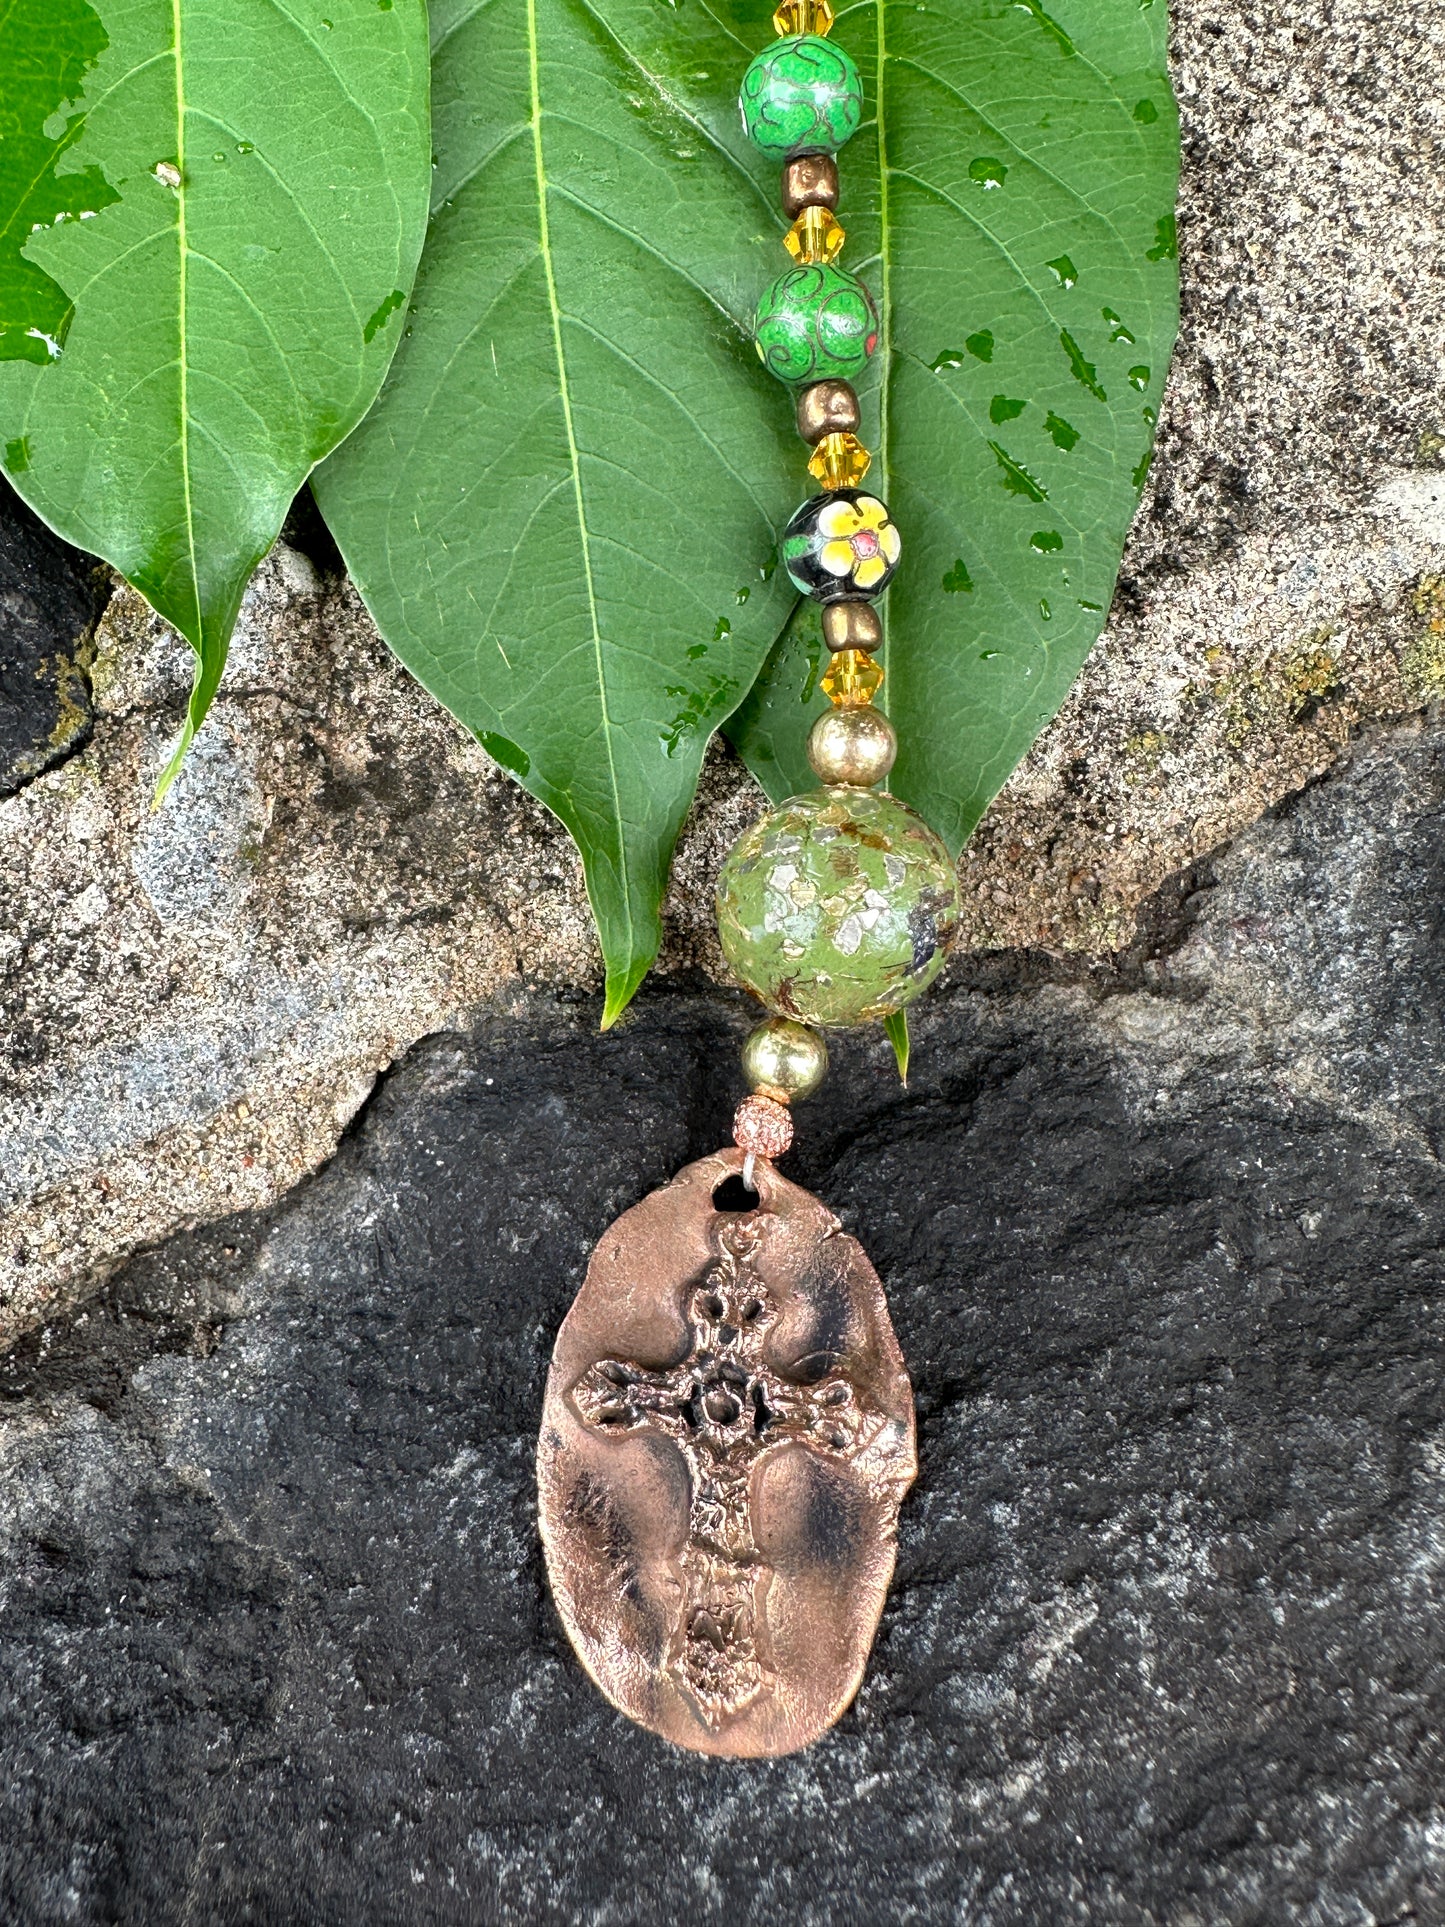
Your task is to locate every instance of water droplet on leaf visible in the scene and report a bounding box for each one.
[1146,214,1178,261]
[1102,307,1135,344]
[479,733,530,779]
[1060,330,1106,401]
[989,442,1047,502]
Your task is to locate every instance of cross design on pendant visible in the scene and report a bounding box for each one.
[570,1218,902,1725]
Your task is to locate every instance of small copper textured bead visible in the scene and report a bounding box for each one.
[733,1093,795,1160]
[795,379,860,445]
[822,598,883,652]
[781,153,840,219]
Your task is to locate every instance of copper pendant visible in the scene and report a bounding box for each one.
[537,1148,916,1758]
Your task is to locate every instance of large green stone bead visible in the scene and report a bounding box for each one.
[716,788,961,1028]
[755,263,878,386]
[738,35,863,157]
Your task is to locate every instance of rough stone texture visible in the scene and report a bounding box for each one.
[0,540,599,1342]
[2,0,1444,1333]
[0,483,108,796]
[4,717,1445,1923]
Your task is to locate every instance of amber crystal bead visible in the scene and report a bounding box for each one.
[821,649,885,706]
[781,153,840,218]
[783,206,846,266]
[821,598,882,652]
[772,0,833,35]
[808,430,870,489]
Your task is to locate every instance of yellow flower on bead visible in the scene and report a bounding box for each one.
[816,494,902,591]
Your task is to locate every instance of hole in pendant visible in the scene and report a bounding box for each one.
[712,1173,759,1213]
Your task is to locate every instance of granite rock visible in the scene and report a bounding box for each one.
[2,717,1444,1923]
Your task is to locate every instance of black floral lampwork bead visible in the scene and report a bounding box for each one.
[781,489,902,601]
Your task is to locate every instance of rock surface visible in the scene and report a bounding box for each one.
[0,485,107,796]
[3,717,1445,1924]
[2,0,1444,1332]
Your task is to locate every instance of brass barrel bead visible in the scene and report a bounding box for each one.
[795,379,860,445]
[821,598,883,653]
[781,153,840,218]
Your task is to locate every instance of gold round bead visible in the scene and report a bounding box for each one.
[821,598,882,653]
[807,703,897,787]
[741,1018,829,1103]
[795,379,860,445]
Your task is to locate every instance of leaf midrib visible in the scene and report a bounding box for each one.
[525,0,632,964]
[171,0,201,642]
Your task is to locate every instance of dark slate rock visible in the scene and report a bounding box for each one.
[0,479,110,795]
[3,722,1445,1925]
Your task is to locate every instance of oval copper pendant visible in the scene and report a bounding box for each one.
[537,1149,916,1758]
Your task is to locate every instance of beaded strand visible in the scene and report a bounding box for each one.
[720,0,963,1164]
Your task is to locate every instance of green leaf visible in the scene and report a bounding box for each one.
[0,0,432,791]
[313,0,801,1023]
[882,1009,909,1084]
[730,0,1180,854]
[0,0,118,366]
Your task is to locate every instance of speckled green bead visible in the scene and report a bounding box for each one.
[755,263,878,387]
[716,788,961,1028]
[739,35,863,157]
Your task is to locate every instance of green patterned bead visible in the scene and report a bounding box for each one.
[716,788,961,1028]
[755,263,878,386]
[739,35,863,157]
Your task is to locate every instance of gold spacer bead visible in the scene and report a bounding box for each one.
[773,0,833,34]
[795,379,860,446]
[808,430,870,489]
[782,205,845,266]
[821,599,883,652]
[820,648,885,707]
[781,154,840,219]
[741,1018,829,1102]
